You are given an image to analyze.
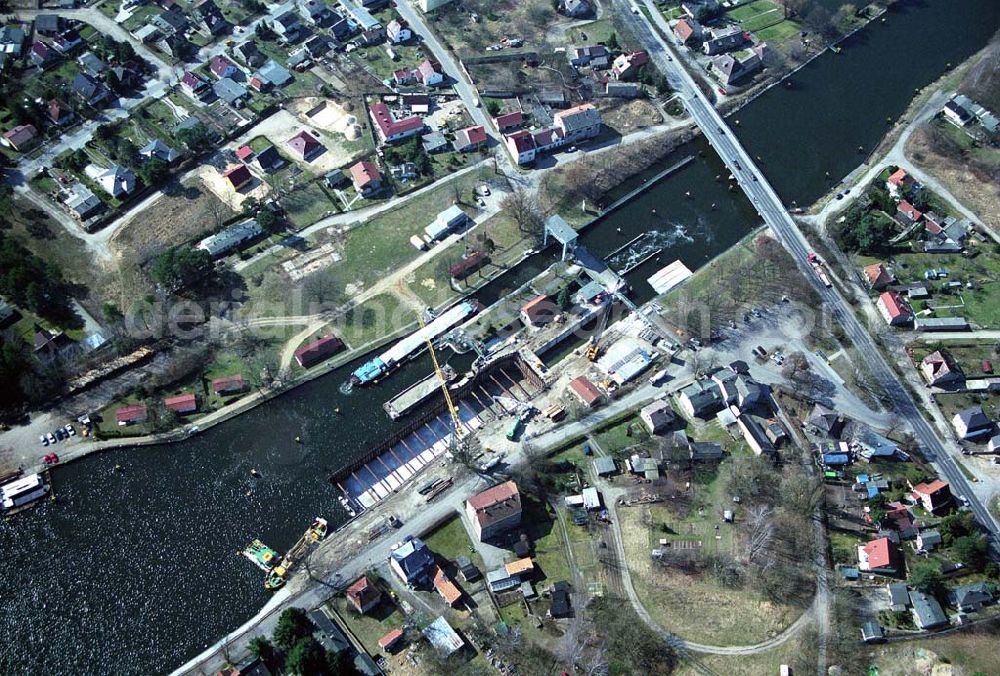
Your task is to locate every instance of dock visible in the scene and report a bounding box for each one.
[384,365,456,420]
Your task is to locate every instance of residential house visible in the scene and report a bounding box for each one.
[952,406,993,441]
[453,125,487,152]
[209,55,239,79]
[28,41,56,68]
[213,78,248,107]
[876,291,913,326]
[422,131,449,154]
[520,295,555,327]
[611,50,648,80]
[47,99,74,126]
[34,14,63,36]
[273,11,303,43]
[300,0,333,26]
[341,0,381,30]
[233,41,265,68]
[677,380,723,418]
[640,399,676,434]
[304,34,332,58]
[548,580,572,617]
[504,130,537,165]
[553,102,602,143]
[386,19,412,43]
[495,111,524,133]
[896,200,923,224]
[466,480,521,541]
[568,375,603,408]
[863,262,895,290]
[433,566,462,606]
[92,165,136,198]
[154,6,189,34]
[139,138,180,164]
[157,34,193,59]
[64,183,102,220]
[948,582,993,613]
[710,46,764,87]
[806,403,843,438]
[916,529,942,552]
[378,628,405,653]
[606,81,640,98]
[197,219,262,257]
[77,51,106,78]
[886,168,916,197]
[222,164,254,191]
[920,350,964,387]
[423,205,468,242]
[181,71,211,101]
[702,26,745,55]
[887,582,910,612]
[673,18,702,44]
[330,15,356,42]
[690,441,724,463]
[400,93,431,113]
[909,590,948,630]
[0,26,25,57]
[569,45,610,69]
[737,414,775,456]
[559,0,592,18]
[389,535,435,587]
[416,60,443,86]
[257,60,292,88]
[50,29,82,54]
[193,0,229,37]
[851,427,899,462]
[861,622,884,644]
[164,393,198,415]
[1,124,38,152]
[71,73,109,107]
[393,67,417,86]
[212,374,246,395]
[116,403,148,426]
[369,102,424,144]
[356,28,385,47]
[857,537,898,575]
[943,98,974,127]
[345,576,381,614]
[911,479,952,514]
[349,160,382,196]
[287,130,324,161]
[294,335,344,368]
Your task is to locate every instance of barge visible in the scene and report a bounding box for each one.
[351,301,478,386]
[383,365,457,420]
[1,473,50,513]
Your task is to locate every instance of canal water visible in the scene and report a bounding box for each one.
[2,2,997,673]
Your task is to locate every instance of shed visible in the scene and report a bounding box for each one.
[581,486,600,510]
[593,456,616,476]
[861,622,884,644]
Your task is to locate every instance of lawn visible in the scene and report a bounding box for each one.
[754,19,801,44]
[337,292,410,349]
[328,595,405,656]
[422,514,484,569]
[352,43,428,83]
[283,181,340,229]
[520,496,573,585]
[566,18,618,46]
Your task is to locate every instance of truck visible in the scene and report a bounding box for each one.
[807,252,833,288]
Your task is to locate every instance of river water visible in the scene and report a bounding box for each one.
[2,2,997,673]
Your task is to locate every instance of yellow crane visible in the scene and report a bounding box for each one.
[417,311,464,439]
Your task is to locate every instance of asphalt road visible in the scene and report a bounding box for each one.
[626,0,1000,543]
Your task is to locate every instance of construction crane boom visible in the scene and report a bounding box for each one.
[418,312,464,438]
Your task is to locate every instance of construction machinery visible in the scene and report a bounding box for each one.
[417,311,464,440]
[586,302,614,361]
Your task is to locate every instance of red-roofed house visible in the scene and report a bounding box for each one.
[369,102,424,144]
[911,480,952,513]
[857,537,898,574]
[611,50,648,80]
[505,130,537,165]
[235,145,254,162]
[212,374,246,395]
[222,164,253,191]
[453,125,487,152]
[863,262,895,290]
[886,168,912,197]
[2,124,38,152]
[415,59,442,86]
[433,566,463,606]
[393,67,416,85]
[465,480,521,540]
[345,576,382,614]
[876,291,913,326]
[494,111,524,132]
[286,130,324,161]
[378,628,405,652]
[116,403,148,426]
[164,393,198,414]
[569,375,603,408]
[47,99,74,126]
[294,334,344,368]
[673,19,701,44]
[350,160,382,197]
[209,55,238,79]
[520,295,556,327]
[897,200,923,223]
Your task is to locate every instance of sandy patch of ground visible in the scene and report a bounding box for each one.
[197,164,270,211]
[424,98,465,132]
[596,98,665,135]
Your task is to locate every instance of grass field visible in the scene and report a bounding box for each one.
[865,622,1000,675]
[422,514,484,569]
[284,182,340,229]
[337,292,409,348]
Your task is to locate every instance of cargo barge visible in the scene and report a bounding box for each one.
[383,364,457,420]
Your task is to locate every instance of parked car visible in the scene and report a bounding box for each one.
[40,435,49,447]
[64,424,75,437]
[46,432,57,445]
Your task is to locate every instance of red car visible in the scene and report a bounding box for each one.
[42,453,59,465]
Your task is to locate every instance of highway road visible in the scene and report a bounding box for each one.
[623,0,1000,542]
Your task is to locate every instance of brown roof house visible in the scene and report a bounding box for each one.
[212,374,246,396]
[164,393,198,414]
[286,130,324,161]
[568,375,602,408]
[116,403,148,426]
[350,160,382,197]
[2,124,39,152]
[911,480,952,514]
[345,576,382,614]
[520,295,557,328]
[294,334,343,368]
[919,350,964,388]
[466,480,521,541]
[223,165,253,191]
[863,263,896,290]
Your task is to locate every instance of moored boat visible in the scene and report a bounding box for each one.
[308,517,328,541]
[242,539,279,572]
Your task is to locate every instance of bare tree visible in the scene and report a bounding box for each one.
[502,188,544,241]
[744,505,775,565]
